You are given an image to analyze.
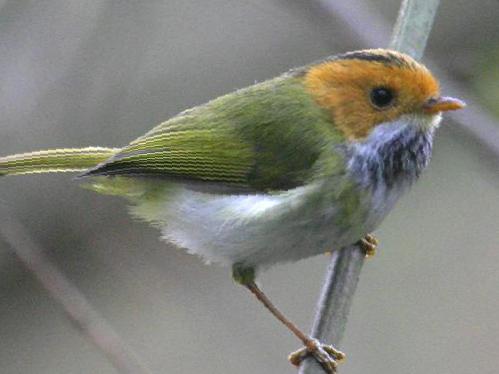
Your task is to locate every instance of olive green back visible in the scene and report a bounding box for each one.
[84,75,345,192]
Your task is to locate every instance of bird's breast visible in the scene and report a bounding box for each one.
[345,118,434,229]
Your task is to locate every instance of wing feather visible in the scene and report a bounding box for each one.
[82,75,341,192]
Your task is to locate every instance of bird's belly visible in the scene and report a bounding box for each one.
[130,181,375,270]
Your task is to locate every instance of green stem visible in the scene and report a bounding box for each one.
[390,0,440,60]
[299,1,441,373]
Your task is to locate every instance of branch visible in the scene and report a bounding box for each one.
[0,211,152,374]
[389,0,440,59]
[298,1,441,373]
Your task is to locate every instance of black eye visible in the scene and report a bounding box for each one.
[370,87,394,109]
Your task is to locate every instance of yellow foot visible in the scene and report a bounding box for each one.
[288,338,345,373]
[358,233,379,258]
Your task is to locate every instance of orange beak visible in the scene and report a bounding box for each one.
[423,96,466,114]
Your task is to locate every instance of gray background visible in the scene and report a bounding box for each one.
[0,1,498,373]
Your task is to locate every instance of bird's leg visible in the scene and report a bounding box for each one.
[232,264,345,373]
[325,234,379,257]
[357,233,379,258]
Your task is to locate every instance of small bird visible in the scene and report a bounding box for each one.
[0,49,464,372]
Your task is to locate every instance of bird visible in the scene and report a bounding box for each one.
[0,48,464,373]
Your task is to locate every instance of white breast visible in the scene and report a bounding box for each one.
[131,179,363,270]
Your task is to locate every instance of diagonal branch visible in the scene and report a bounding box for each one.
[0,211,152,374]
[389,0,440,59]
[299,1,441,373]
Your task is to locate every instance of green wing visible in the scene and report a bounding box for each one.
[83,75,342,192]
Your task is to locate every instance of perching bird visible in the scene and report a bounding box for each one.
[0,49,464,373]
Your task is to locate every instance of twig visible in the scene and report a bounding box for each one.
[298,1,441,373]
[0,211,152,374]
[389,0,440,59]
[297,246,365,374]
[315,0,499,158]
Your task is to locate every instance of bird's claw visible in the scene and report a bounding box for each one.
[359,233,379,258]
[288,338,345,373]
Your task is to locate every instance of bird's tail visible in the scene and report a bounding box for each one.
[0,147,119,176]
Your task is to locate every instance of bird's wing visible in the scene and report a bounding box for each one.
[82,76,342,192]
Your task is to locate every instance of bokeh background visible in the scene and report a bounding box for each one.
[0,1,498,373]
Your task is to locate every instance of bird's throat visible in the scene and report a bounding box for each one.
[346,117,435,192]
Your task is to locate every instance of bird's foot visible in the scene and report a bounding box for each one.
[288,338,345,373]
[358,233,379,258]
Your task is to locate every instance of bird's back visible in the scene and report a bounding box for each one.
[83,73,346,193]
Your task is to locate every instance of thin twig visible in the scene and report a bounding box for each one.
[316,0,499,158]
[299,1,441,373]
[298,246,365,374]
[389,0,440,59]
[0,211,152,374]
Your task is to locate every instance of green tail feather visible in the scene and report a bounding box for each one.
[0,147,119,176]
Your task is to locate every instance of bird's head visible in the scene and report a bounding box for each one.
[303,49,465,140]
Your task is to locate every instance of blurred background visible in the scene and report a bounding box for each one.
[0,1,498,373]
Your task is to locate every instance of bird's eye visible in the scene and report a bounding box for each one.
[370,87,394,109]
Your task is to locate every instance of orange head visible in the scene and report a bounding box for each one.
[303,49,465,140]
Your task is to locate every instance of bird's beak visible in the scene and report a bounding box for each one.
[423,96,466,114]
